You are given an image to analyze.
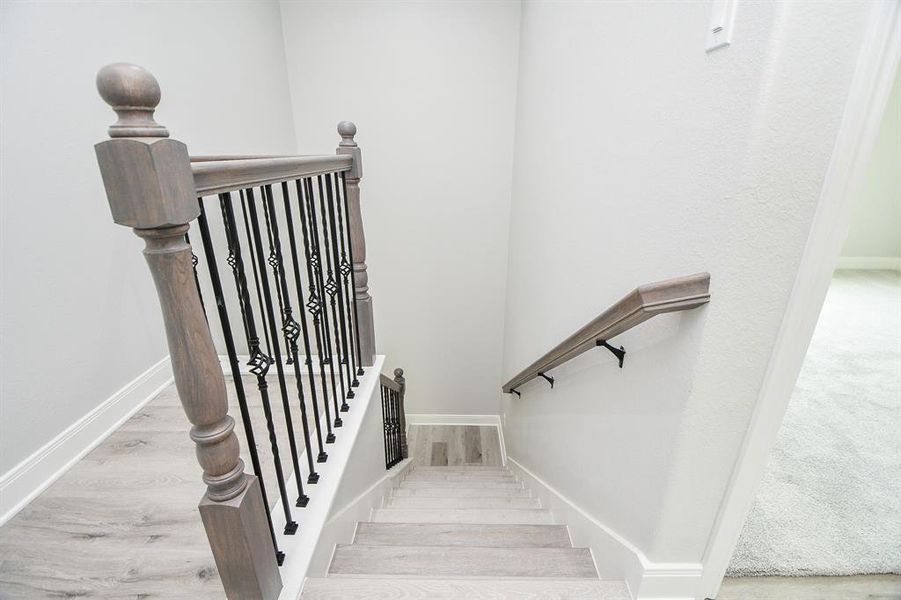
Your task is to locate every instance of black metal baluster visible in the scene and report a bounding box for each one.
[381,385,390,470]
[195,198,284,563]
[333,173,360,388]
[390,389,398,466]
[244,188,312,508]
[262,183,319,492]
[226,192,298,538]
[297,178,335,449]
[325,174,355,400]
[304,178,339,437]
[340,172,365,376]
[282,180,328,474]
[315,175,348,417]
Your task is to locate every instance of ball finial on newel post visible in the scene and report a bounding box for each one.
[96,63,168,138]
[337,120,357,147]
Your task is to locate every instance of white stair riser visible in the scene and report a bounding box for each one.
[371,508,554,525]
[353,522,572,548]
[392,487,530,498]
[386,496,540,509]
[329,545,598,578]
[301,577,631,599]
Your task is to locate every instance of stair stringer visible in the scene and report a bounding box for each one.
[506,457,703,600]
[268,355,413,600]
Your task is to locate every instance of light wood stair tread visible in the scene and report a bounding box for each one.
[386,496,540,509]
[392,486,530,498]
[371,508,554,525]
[301,577,630,599]
[411,466,511,472]
[328,545,598,578]
[353,522,572,548]
[399,480,524,490]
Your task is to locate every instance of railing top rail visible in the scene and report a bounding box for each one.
[192,154,353,196]
[380,373,402,392]
[502,272,711,394]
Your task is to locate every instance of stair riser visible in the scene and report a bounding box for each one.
[329,545,597,578]
[353,523,572,548]
[392,487,530,498]
[301,578,631,599]
[399,480,524,490]
[404,473,518,482]
[386,496,540,509]
[371,508,554,525]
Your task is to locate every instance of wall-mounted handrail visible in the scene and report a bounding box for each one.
[502,272,711,394]
[192,155,354,196]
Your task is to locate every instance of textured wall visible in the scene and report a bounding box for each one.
[278,0,521,415]
[0,0,297,474]
[501,0,872,565]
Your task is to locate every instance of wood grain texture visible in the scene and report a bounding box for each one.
[407,426,502,467]
[301,577,631,599]
[503,272,711,392]
[386,496,540,509]
[398,480,524,490]
[336,122,375,366]
[94,63,280,599]
[328,545,597,578]
[371,508,554,525]
[392,486,529,498]
[192,155,352,196]
[0,372,335,597]
[353,523,570,548]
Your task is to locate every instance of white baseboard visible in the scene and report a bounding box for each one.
[0,356,173,526]
[507,457,703,600]
[835,256,901,270]
[405,413,507,466]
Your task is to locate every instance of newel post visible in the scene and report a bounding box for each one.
[337,122,376,366]
[394,368,408,459]
[93,64,281,600]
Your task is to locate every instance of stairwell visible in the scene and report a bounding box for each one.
[301,465,631,599]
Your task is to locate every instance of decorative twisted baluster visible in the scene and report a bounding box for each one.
[94,63,280,599]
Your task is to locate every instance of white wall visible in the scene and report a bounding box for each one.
[501,0,872,575]
[841,67,901,260]
[278,0,521,416]
[0,1,296,476]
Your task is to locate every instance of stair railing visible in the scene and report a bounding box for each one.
[93,62,378,599]
[379,368,409,469]
[502,273,711,396]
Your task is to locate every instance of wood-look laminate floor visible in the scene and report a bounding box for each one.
[0,373,344,599]
[406,425,502,467]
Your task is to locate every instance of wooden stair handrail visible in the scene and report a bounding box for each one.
[380,373,402,392]
[502,273,711,394]
[192,154,353,196]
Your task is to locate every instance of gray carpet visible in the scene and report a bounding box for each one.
[728,270,901,577]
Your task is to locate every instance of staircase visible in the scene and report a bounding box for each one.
[301,465,630,599]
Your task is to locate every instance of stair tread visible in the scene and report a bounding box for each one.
[372,508,553,525]
[329,545,597,578]
[405,472,517,481]
[301,577,630,599]
[393,486,530,498]
[354,522,571,548]
[411,466,511,472]
[387,496,540,509]
[399,480,524,490]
